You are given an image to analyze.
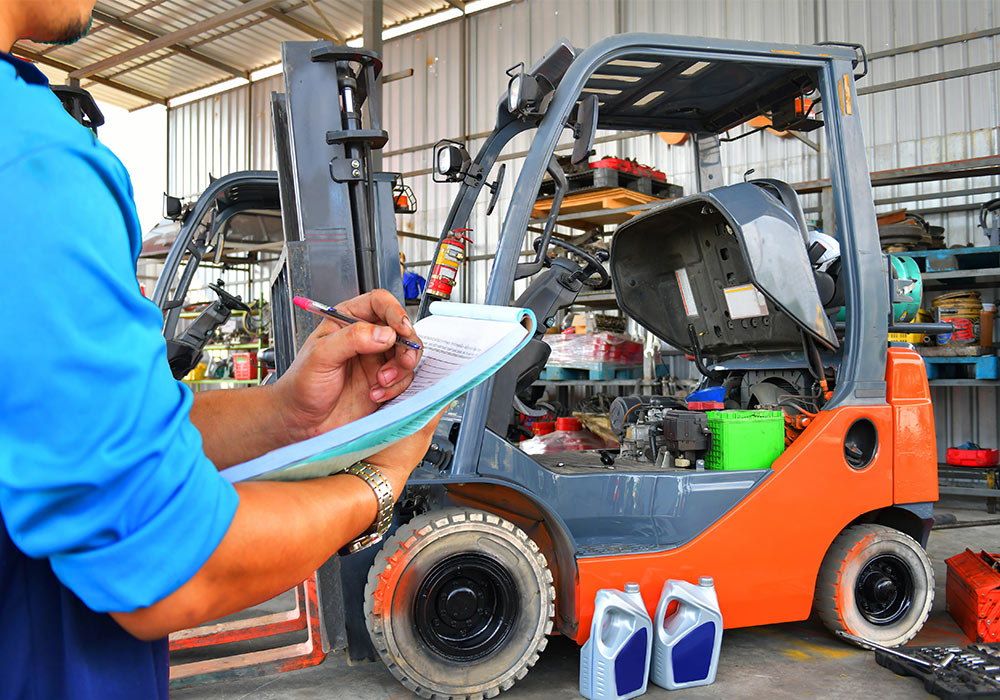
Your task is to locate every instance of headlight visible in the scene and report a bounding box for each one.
[437,147,455,176]
[507,74,522,113]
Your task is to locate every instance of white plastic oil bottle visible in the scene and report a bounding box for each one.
[650,577,724,690]
[579,583,653,700]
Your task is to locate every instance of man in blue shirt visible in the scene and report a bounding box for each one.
[0,2,439,697]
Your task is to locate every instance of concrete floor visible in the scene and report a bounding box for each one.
[173,503,999,700]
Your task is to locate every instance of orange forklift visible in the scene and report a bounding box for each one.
[151,32,945,700]
[342,33,950,700]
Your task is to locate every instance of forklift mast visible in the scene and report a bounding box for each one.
[269,42,404,376]
[267,41,405,655]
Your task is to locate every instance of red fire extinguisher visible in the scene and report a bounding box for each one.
[427,228,473,299]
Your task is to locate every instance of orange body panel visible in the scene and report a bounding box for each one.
[572,353,939,644]
[886,347,939,504]
[574,406,894,643]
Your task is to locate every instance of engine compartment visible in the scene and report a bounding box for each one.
[597,364,830,469]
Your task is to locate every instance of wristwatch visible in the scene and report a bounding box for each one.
[339,461,394,556]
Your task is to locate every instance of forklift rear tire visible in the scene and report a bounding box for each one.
[814,524,934,647]
[364,508,555,700]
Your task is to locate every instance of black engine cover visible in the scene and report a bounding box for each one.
[662,410,712,452]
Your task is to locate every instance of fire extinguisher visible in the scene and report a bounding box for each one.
[427,228,473,299]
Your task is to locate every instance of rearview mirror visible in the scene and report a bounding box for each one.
[572,94,599,165]
[163,193,183,219]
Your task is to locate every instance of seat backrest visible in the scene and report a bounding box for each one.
[750,178,811,245]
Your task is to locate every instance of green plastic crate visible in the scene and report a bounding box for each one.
[705,410,785,470]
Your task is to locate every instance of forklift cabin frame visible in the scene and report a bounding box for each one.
[380,33,935,652]
[151,33,937,668]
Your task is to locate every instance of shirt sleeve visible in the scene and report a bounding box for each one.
[0,145,239,613]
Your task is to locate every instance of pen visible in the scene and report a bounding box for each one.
[292,295,422,351]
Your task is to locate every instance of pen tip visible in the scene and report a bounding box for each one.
[292,296,309,310]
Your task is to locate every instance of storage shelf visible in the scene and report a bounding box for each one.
[203,343,262,350]
[573,289,619,309]
[179,309,250,319]
[929,379,1000,387]
[184,379,259,385]
[922,267,1000,289]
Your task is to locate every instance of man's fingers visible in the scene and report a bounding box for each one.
[376,350,421,387]
[370,369,413,403]
[314,321,396,368]
[337,290,415,340]
[305,318,343,340]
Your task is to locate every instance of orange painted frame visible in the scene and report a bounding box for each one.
[168,573,327,688]
[572,348,937,644]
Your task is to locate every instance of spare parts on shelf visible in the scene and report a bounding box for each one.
[934,290,983,346]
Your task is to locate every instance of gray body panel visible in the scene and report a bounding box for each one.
[413,423,770,556]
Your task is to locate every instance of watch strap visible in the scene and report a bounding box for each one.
[339,461,394,556]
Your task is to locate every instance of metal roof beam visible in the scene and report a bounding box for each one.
[11,45,165,105]
[90,9,248,79]
[69,0,285,79]
[445,0,467,10]
[263,6,343,43]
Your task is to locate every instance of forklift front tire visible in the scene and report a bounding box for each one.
[365,508,555,700]
[814,524,934,647]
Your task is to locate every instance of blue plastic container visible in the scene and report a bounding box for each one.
[685,385,726,404]
[650,577,723,690]
[580,583,653,700]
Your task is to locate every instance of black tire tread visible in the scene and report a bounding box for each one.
[814,523,933,646]
[364,508,555,700]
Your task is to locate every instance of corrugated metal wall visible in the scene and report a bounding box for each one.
[167,73,284,197]
[166,0,1000,457]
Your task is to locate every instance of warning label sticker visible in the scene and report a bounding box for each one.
[676,268,697,317]
[724,284,769,319]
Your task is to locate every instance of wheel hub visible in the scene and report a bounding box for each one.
[414,553,519,661]
[855,554,913,625]
[442,585,478,620]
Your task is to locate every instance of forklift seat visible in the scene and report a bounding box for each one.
[750,178,811,245]
[610,180,838,358]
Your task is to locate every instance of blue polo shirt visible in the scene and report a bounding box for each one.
[0,52,239,698]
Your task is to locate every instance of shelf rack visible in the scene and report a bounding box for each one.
[177,307,267,388]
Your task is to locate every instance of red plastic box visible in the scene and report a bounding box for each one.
[946,446,999,467]
[945,549,1000,642]
[590,156,636,175]
[232,352,257,381]
[589,157,666,182]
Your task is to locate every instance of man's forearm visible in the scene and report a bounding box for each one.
[189,385,293,469]
[110,473,378,640]
[109,402,441,642]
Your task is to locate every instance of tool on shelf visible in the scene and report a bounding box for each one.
[980,198,1000,247]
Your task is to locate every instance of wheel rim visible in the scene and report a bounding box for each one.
[413,552,519,661]
[854,553,914,625]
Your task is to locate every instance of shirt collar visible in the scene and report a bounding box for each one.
[0,50,49,86]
